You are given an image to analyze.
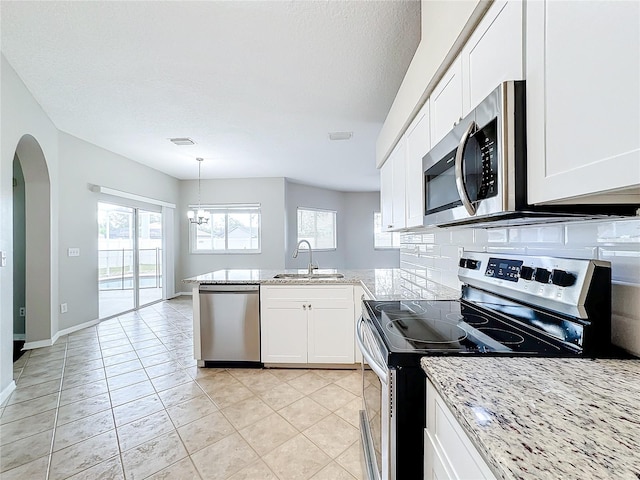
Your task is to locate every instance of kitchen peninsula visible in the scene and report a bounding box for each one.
[184,268,458,367]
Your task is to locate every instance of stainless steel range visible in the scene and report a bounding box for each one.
[356,252,619,480]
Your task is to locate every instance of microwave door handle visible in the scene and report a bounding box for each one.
[454,120,478,216]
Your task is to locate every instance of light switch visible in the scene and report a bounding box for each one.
[68,248,80,257]
[0,251,6,267]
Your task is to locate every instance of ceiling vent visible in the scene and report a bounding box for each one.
[169,137,196,146]
[328,132,353,141]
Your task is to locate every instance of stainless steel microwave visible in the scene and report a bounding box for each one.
[422,81,636,228]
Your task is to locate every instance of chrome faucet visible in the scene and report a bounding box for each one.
[292,240,316,274]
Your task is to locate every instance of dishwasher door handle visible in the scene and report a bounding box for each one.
[199,284,259,293]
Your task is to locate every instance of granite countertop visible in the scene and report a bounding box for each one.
[183,268,459,301]
[421,357,640,480]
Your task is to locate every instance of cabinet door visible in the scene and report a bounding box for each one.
[391,140,407,231]
[425,380,497,480]
[380,140,407,232]
[430,57,463,147]
[461,0,524,114]
[380,159,394,232]
[405,100,430,228]
[261,300,307,363]
[307,298,354,364]
[527,0,640,204]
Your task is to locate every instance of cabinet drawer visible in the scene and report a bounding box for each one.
[261,285,353,301]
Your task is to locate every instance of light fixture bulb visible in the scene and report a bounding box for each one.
[187,210,195,219]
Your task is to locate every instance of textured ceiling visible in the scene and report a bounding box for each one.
[1,1,420,191]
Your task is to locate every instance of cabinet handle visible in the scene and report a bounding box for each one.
[308,304,312,310]
[303,305,307,310]
[387,225,393,229]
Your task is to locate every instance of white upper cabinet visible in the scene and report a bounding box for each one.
[430,57,463,148]
[461,0,524,114]
[526,0,640,204]
[380,139,407,232]
[405,100,430,228]
[380,156,394,232]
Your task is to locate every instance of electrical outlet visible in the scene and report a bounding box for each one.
[68,248,80,257]
[19,307,26,317]
[60,303,68,314]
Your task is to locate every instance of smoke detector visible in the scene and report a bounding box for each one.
[328,132,353,141]
[169,137,196,146]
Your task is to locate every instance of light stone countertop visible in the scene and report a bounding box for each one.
[420,357,640,480]
[183,268,459,301]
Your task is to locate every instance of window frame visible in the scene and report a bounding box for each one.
[374,212,401,249]
[296,207,338,251]
[189,204,262,254]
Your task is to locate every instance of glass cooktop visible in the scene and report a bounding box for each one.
[364,299,582,362]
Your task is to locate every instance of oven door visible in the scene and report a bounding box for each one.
[356,316,394,480]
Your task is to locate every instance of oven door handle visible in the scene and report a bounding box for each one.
[356,317,389,384]
[454,120,478,216]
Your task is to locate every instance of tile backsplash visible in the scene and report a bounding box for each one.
[400,218,640,356]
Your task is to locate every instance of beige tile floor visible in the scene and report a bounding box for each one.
[0,297,365,480]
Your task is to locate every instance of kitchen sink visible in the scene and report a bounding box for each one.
[273,273,345,279]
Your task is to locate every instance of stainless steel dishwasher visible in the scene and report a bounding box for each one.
[198,284,261,367]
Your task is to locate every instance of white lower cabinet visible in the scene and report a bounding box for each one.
[424,379,496,480]
[261,285,355,364]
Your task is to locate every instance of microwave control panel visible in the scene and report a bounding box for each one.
[474,119,498,201]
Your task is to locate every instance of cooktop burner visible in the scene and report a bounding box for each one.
[385,317,469,345]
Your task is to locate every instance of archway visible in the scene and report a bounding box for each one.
[14,134,53,348]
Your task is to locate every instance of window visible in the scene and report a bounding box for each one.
[297,208,337,250]
[191,204,261,253]
[374,212,400,248]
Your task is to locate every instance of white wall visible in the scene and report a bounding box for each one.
[1,54,60,400]
[400,219,640,356]
[343,191,399,269]
[57,132,180,330]
[177,177,287,290]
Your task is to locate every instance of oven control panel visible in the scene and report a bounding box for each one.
[457,251,611,319]
[484,257,523,282]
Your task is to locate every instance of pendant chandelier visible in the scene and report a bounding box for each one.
[187,157,209,225]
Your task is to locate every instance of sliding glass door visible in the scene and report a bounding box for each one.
[137,209,163,306]
[98,203,163,319]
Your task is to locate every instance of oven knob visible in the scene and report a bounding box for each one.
[551,269,576,287]
[534,268,551,284]
[466,259,479,270]
[459,258,467,268]
[519,266,534,281]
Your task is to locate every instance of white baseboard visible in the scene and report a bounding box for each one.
[13,334,26,341]
[178,291,193,296]
[22,318,99,351]
[58,318,100,338]
[23,337,56,350]
[0,381,16,405]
